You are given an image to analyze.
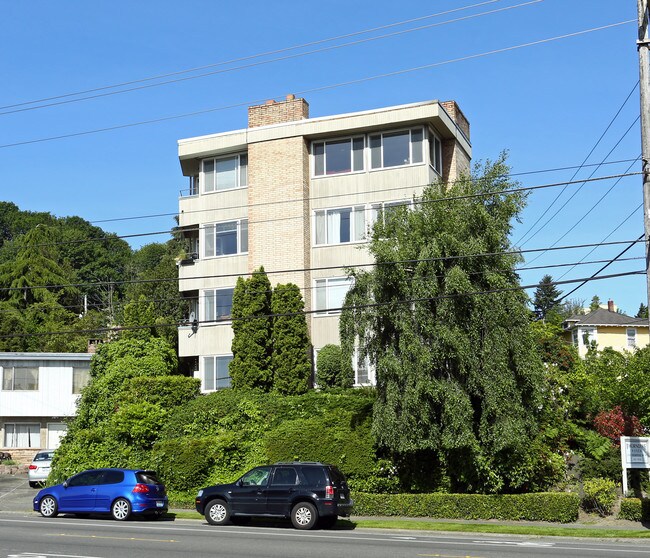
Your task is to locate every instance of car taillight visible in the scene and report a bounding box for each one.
[132,483,150,494]
[325,485,334,499]
[29,465,37,470]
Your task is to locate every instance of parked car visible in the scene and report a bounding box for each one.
[33,468,168,520]
[195,461,353,530]
[28,450,55,488]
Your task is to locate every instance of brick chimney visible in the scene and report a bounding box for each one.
[440,100,470,140]
[248,94,309,128]
[607,299,615,312]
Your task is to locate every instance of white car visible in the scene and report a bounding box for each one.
[28,450,54,488]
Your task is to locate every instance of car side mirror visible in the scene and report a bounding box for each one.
[63,481,69,489]
[237,480,243,487]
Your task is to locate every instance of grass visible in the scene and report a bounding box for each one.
[168,511,650,538]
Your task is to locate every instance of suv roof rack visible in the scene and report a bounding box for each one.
[273,461,325,466]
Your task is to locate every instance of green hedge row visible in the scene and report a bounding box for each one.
[352,492,580,523]
[618,498,650,521]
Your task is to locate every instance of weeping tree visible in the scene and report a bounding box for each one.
[340,155,544,494]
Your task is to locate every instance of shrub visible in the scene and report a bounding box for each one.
[619,498,643,521]
[593,406,644,444]
[352,492,580,523]
[582,477,617,516]
[120,376,200,408]
[316,344,352,388]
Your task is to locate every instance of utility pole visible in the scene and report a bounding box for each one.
[639,0,650,327]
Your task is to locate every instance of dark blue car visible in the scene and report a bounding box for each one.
[33,468,168,520]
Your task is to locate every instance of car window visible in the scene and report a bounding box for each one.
[302,467,327,487]
[102,470,124,485]
[328,466,346,484]
[68,470,103,487]
[137,471,163,485]
[34,452,54,461]
[271,467,298,486]
[240,467,271,486]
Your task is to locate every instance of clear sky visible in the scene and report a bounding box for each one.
[0,0,644,314]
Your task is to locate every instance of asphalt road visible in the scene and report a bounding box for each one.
[2,475,650,558]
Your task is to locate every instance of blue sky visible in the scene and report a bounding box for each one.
[0,0,644,314]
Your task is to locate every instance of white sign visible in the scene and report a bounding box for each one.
[621,436,650,468]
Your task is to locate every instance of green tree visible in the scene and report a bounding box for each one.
[532,274,562,322]
[270,283,311,394]
[590,295,602,312]
[316,344,353,389]
[340,155,544,493]
[230,267,273,390]
[636,303,648,319]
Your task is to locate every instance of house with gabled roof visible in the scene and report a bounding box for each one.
[562,299,649,357]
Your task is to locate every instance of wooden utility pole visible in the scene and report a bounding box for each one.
[639,0,650,325]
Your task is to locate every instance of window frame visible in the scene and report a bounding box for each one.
[203,219,248,258]
[314,276,354,316]
[201,152,248,193]
[312,135,365,178]
[3,422,40,448]
[368,126,425,170]
[428,127,443,175]
[203,355,233,391]
[72,367,90,395]
[202,287,235,323]
[313,205,367,246]
[2,366,39,391]
[627,327,637,348]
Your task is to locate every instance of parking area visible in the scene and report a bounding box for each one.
[0,473,35,512]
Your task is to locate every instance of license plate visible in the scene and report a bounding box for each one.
[156,501,164,508]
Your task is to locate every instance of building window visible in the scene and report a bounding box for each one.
[204,355,233,391]
[72,367,90,394]
[627,328,637,348]
[429,129,442,174]
[571,329,578,347]
[204,288,235,322]
[314,206,366,245]
[202,153,248,193]
[353,348,375,386]
[315,277,353,315]
[369,200,411,229]
[313,137,364,177]
[204,219,248,258]
[369,127,424,169]
[2,367,38,391]
[580,327,597,348]
[3,423,40,447]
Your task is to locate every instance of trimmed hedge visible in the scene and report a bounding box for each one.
[352,492,580,523]
[619,498,650,521]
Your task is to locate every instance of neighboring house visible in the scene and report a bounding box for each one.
[0,352,91,456]
[562,300,649,357]
[176,96,472,392]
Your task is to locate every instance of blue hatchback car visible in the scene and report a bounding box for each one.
[33,468,168,520]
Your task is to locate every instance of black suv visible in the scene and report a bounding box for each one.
[195,462,353,530]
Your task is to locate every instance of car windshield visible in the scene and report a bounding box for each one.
[34,452,54,461]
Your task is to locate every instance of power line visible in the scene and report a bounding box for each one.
[0,20,634,150]
[0,1,538,117]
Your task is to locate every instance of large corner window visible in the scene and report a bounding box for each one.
[429,129,442,174]
[202,153,248,193]
[369,200,411,229]
[2,367,38,391]
[315,277,354,315]
[4,423,40,447]
[369,127,424,169]
[314,206,365,245]
[204,219,248,257]
[204,288,235,322]
[313,137,364,177]
[204,355,232,391]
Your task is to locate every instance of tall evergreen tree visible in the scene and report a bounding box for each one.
[636,303,648,319]
[590,295,602,312]
[532,274,562,321]
[230,267,273,390]
[340,155,544,493]
[271,283,311,394]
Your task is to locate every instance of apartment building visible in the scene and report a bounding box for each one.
[176,96,471,391]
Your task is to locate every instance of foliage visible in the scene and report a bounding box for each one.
[590,296,602,312]
[119,375,200,408]
[532,274,562,322]
[111,402,168,448]
[340,154,544,494]
[530,321,577,372]
[636,303,649,319]
[593,406,644,444]
[270,283,311,394]
[581,477,617,516]
[352,492,580,523]
[230,268,273,390]
[316,344,353,389]
[618,498,650,521]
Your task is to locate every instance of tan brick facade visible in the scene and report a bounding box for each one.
[248,95,309,128]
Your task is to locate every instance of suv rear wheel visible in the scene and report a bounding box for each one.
[205,499,230,525]
[291,502,318,530]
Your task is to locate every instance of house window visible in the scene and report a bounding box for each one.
[571,329,578,347]
[315,277,353,315]
[369,127,424,169]
[3,423,40,447]
[204,288,235,322]
[204,219,248,257]
[314,206,366,245]
[72,367,90,394]
[369,200,411,229]
[429,129,442,174]
[627,328,637,348]
[353,348,375,386]
[204,355,233,391]
[313,137,364,176]
[580,327,597,347]
[202,153,248,192]
[2,367,38,391]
